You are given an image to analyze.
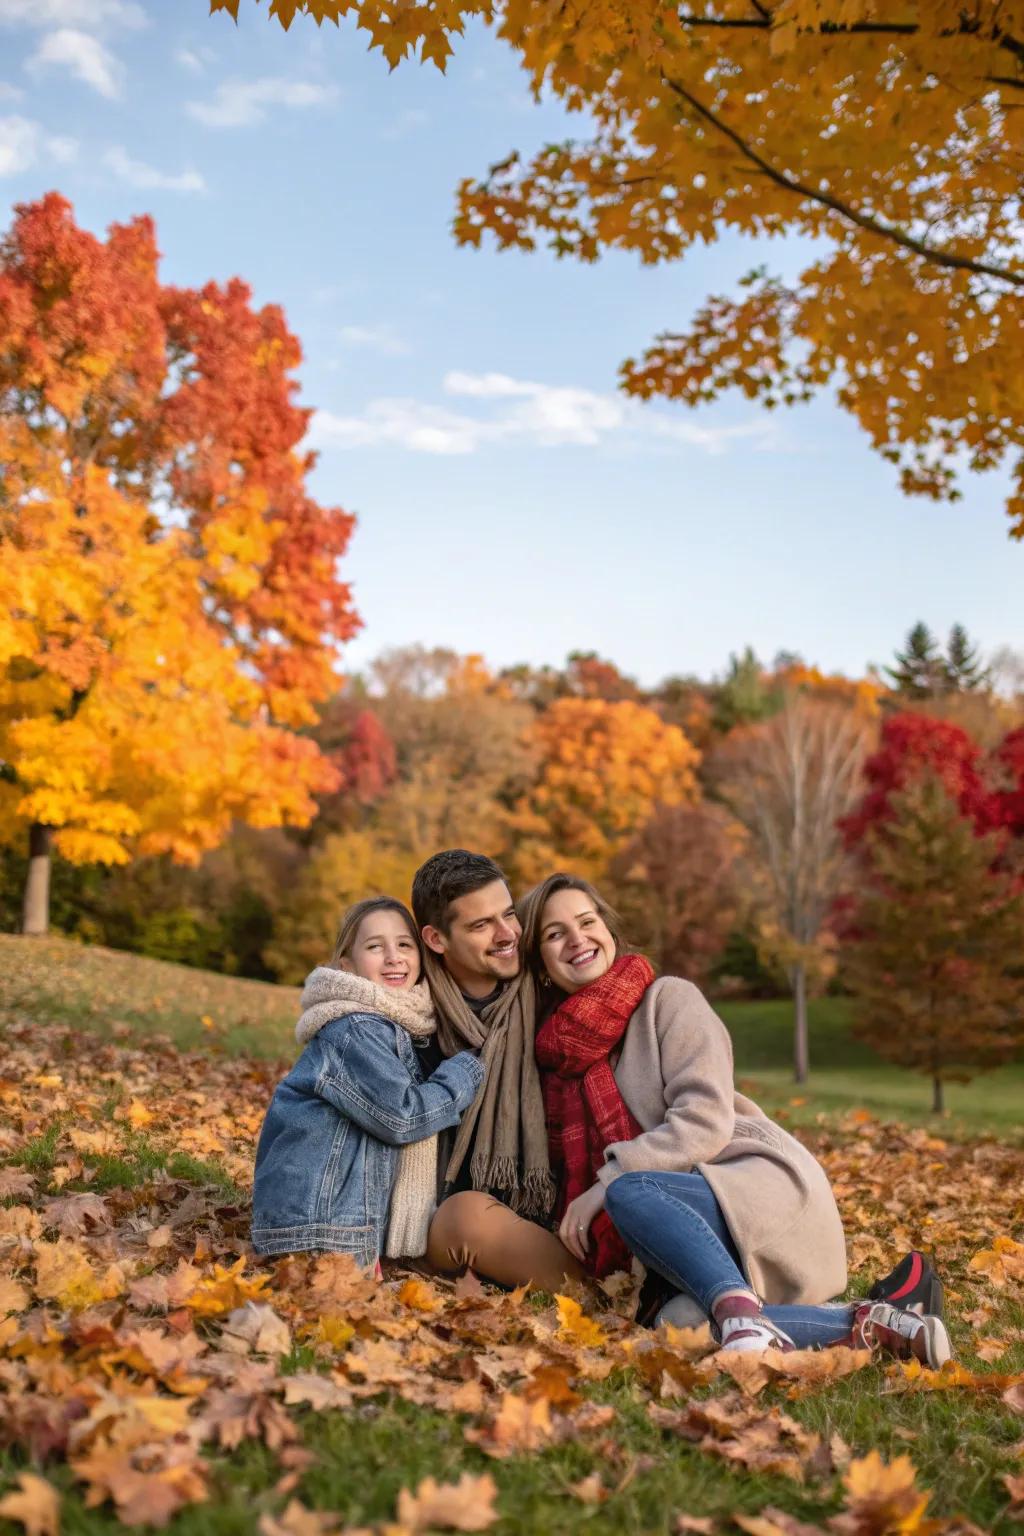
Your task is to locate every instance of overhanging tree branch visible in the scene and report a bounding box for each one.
[662,73,1024,288]
[677,9,1024,76]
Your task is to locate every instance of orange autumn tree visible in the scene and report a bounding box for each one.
[221,1,1024,534]
[0,194,358,933]
[512,697,700,884]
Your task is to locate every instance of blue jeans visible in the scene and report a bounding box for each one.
[605,1170,855,1350]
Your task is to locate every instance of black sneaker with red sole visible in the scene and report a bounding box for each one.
[868,1251,944,1319]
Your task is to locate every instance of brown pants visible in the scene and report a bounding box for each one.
[426,1191,585,1292]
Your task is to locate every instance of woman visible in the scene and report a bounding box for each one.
[520,872,951,1364]
[252,897,483,1268]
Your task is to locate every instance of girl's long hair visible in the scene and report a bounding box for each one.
[331,897,424,981]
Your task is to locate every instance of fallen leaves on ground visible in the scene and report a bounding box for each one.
[0,1473,61,1536]
[0,1022,1022,1532]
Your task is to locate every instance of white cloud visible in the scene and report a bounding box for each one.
[0,0,145,26]
[28,28,122,99]
[309,371,783,457]
[0,83,24,102]
[339,324,410,357]
[186,77,335,129]
[47,132,78,162]
[0,113,78,175]
[0,114,36,175]
[105,145,206,194]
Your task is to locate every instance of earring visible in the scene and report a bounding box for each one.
[541,973,552,988]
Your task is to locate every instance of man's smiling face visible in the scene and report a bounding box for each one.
[422,879,521,998]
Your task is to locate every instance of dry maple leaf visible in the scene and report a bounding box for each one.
[280,1371,353,1411]
[464,1392,554,1458]
[72,1441,208,1529]
[0,1275,29,1314]
[974,1337,1010,1363]
[967,1236,1024,1288]
[834,1450,933,1536]
[1003,1472,1024,1513]
[733,1509,825,1536]
[524,1364,582,1408]
[0,1473,61,1536]
[396,1276,443,1312]
[675,1517,716,1535]
[258,1499,341,1536]
[0,1168,36,1200]
[223,1301,292,1356]
[649,1396,825,1484]
[395,1472,498,1532]
[554,1294,607,1349]
[1002,1382,1024,1415]
[567,1473,607,1505]
[33,1239,124,1311]
[184,1257,272,1316]
[307,1252,378,1308]
[40,1192,109,1237]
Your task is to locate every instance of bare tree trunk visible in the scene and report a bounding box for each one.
[792,961,809,1083]
[932,1076,944,1115]
[21,823,52,936]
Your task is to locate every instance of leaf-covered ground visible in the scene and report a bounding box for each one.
[0,1010,1023,1536]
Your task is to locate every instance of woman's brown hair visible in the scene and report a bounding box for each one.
[331,897,423,977]
[517,873,628,983]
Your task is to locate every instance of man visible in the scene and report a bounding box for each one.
[411,849,582,1290]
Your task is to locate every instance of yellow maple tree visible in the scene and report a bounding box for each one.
[513,696,700,883]
[1,195,358,932]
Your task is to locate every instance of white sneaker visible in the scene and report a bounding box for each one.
[719,1314,795,1353]
[654,1293,707,1330]
[853,1302,952,1368]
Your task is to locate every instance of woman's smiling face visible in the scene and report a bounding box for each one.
[538,886,617,994]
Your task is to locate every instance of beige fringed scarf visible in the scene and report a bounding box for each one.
[424,952,554,1220]
[296,967,438,1259]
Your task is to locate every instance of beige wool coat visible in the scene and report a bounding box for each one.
[597,976,848,1305]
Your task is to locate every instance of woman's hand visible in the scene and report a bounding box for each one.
[559,1181,606,1264]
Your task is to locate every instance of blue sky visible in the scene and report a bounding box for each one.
[1,0,1019,687]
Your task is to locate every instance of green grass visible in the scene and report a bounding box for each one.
[719,995,1024,1141]
[0,932,298,1059]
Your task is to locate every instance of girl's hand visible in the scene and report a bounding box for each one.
[559,1181,606,1263]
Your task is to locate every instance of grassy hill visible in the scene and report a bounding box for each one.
[2,933,1020,1139]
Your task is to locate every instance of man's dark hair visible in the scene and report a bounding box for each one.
[412,849,509,934]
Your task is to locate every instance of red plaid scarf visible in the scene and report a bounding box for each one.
[534,954,655,1277]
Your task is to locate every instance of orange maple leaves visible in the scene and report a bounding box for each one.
[2,1020,1023,1530]
[218,2,1024,534]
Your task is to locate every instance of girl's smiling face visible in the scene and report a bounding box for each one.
[341,909,421,990]
[538,887,617,994]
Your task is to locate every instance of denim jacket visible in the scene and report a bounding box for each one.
[251,1010,483,1265]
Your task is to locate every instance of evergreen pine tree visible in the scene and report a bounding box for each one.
[845,775,1024,1113]
[886,622,946,698]
[946,624,990,692]
[712,647,781,733]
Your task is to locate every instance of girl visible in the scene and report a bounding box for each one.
[521,873,951,1364]
[252,897,483,1268]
